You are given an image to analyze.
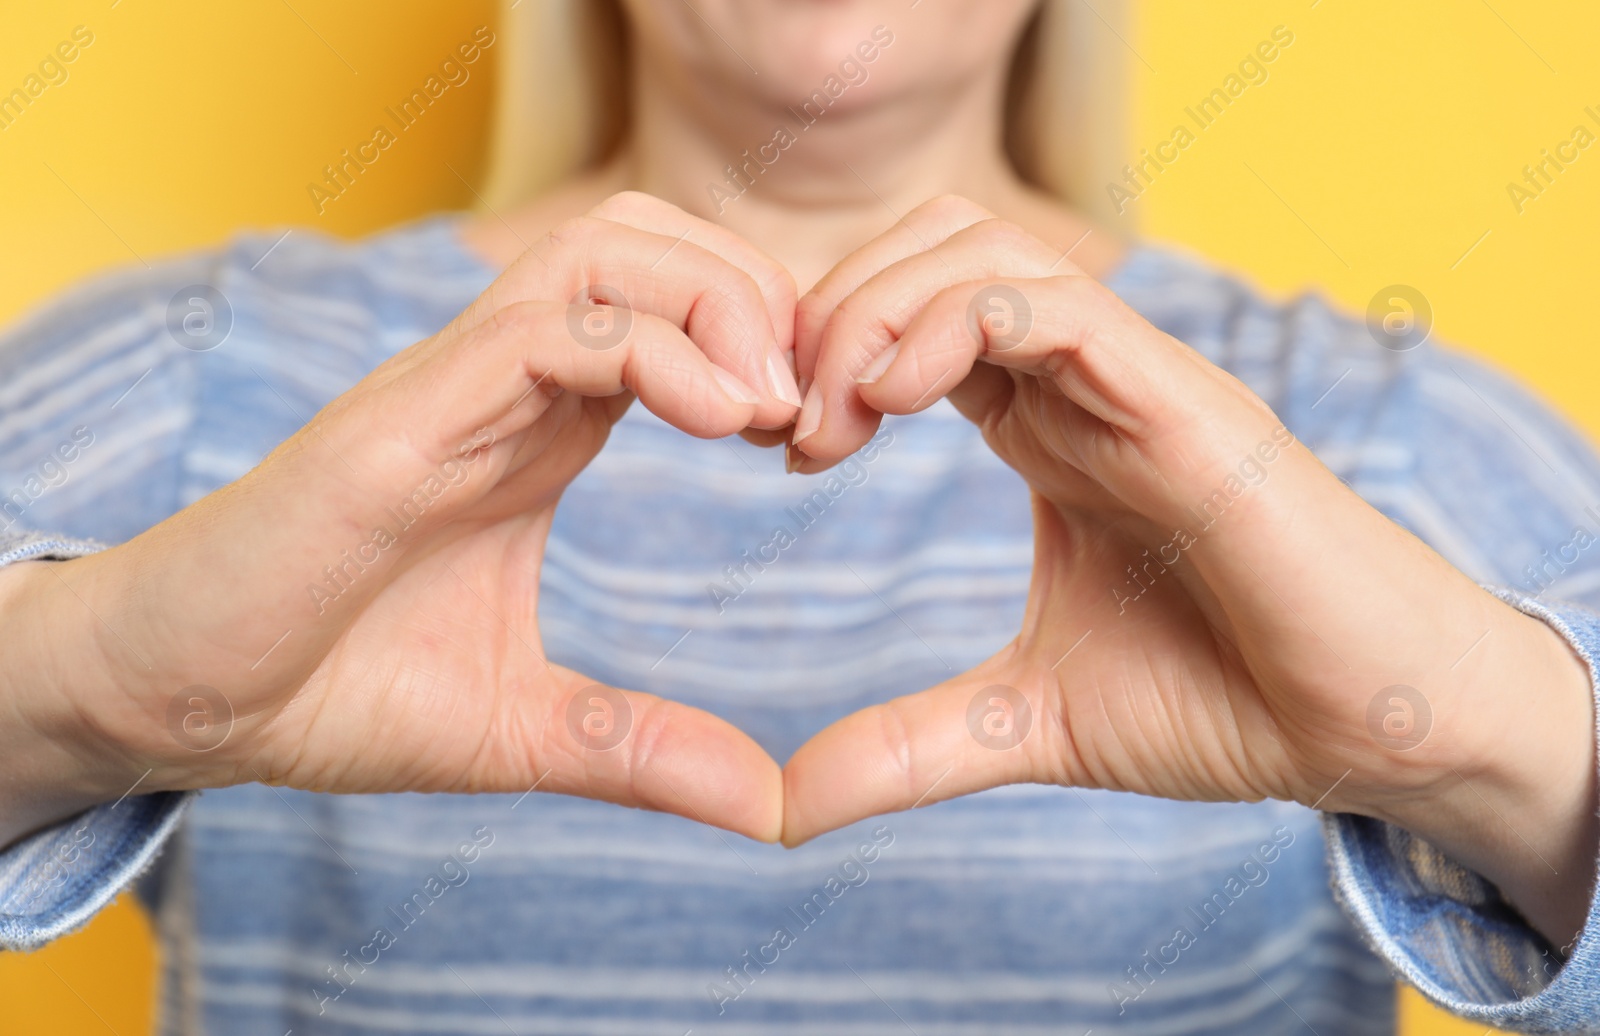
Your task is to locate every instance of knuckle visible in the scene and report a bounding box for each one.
[624,334,662,382]
[697,274,764,332]
[823,298,896,366]
[589,189,665,223]
[876,698,920,797]
[1029,688,1072,778]
[965,216,1038,255]
[756,262,800,313]
[1040,274,1104,342]
[917,325,969,371]
[912,193,992,226]
[620,696,672,797]
[711,268,763,308]
[1049,272,1102,303]
[485,298,548,339]
[1072,273,1132,321]
[829,293,883,337]
[544,215,600,253]
[795,288,837,340]
[628,333,694,395]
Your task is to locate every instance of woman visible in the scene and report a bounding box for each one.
[2,1,1597,1032]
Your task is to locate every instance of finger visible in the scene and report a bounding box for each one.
[782,669,1055,846]
[861,273,1257,500]
[526,674,784,842]
[794,194,997,386]
[184,303,766,682]
[450,216,798,428]
[587,192,804,426]
[795,218,1058,465]
[395,300,769,468]
[859,273,1425,680]
[588,191,800,360]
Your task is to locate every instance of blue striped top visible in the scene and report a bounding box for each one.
[4,214,1600,1034]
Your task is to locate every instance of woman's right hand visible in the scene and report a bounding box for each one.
[0,192,802,846]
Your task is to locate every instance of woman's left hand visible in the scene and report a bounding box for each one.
[780,196,1598,947]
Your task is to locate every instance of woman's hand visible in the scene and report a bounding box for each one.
[1,192,803,846]
[780,196,1598,945]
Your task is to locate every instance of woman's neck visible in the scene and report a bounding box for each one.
[461,48,1122,293]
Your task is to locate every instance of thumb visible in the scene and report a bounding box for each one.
[781,667,1057,846]
[528,675,787,843]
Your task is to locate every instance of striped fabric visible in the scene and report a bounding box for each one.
[3,215,1600,1033]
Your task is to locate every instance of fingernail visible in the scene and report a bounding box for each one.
[791,385,822,444]
[712,366,761,405]
[785,441,803,474]
[854,340,901,385]
[766,350,803,408]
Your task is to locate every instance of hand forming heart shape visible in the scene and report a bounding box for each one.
[772,195,1576,850]
[34,192,1588,940]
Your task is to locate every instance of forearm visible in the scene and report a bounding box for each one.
[1372,600,1599,950]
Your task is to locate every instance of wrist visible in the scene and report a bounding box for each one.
[1372,598,1598,947]
[0,557,158,847]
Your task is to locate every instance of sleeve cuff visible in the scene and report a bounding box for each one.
[0,791,194,950]
[0,528,107,568]
[1323,587,1600,1031]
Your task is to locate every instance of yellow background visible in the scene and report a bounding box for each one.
[0,1,1590,1033]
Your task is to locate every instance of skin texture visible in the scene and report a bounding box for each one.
[779,197,1598,946]
[1,195,804,845]
[2,0,1595,954]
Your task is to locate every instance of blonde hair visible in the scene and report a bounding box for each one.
[480,0,1130,224]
